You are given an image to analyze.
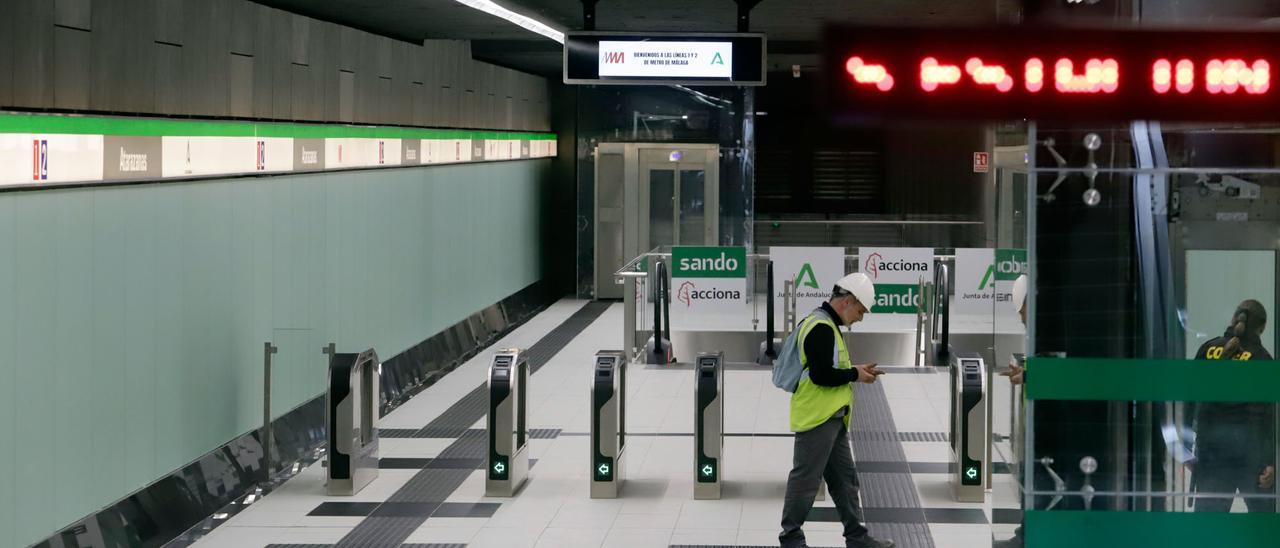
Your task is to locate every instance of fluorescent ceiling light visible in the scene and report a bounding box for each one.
[455,0,564,43]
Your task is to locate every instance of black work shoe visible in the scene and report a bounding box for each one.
[848,537,895,548]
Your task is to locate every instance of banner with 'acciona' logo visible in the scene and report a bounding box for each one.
[670,246,747,327]
[858,247,934,314]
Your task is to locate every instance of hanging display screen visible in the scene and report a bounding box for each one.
[565,32,766,86]
[823,26,1280,121]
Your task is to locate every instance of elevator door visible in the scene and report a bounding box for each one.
[593,143,719,299]
[639,147,719,252]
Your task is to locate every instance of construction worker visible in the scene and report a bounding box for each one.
[779,272,893,548]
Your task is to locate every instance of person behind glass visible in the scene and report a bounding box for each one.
[779,273,893,548]
[1192,300,1276,513]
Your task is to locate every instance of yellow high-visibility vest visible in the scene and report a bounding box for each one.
[790,310,854,432]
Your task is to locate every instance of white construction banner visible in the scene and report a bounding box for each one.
[858,247,934,314]
[955,248,1028,316]
[955,248,996,314]
[771,247,845,321]
[671,246,747,327]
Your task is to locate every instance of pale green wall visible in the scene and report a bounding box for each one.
[0,160,547,546]
[1185,249,1276,358]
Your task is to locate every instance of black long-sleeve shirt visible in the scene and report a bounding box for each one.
[1193,332,1275,464]
[802,302,860,387]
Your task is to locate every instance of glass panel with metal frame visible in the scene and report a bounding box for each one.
[1019,121,1280,547]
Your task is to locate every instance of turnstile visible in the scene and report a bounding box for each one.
[326,348,381,496]
[694,351,725,499]
[486,349,530,497]
[949,352,988,502]
[591,350,627,498]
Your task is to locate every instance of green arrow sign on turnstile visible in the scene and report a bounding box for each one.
[965,467,978,480]
[494,462,506,475]
[598,463,611,476]
[701,464,715,477]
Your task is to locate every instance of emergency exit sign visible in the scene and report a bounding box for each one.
[973,152,989,173]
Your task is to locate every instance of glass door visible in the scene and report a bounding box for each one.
[639,146,719,250]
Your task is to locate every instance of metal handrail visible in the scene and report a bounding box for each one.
[617,250,958,280]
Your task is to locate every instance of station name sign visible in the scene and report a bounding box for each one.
[823,26,1280,121]
[565,32,765,86]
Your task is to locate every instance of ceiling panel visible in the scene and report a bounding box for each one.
[253,0,1009,76]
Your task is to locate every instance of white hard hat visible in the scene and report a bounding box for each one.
[1012,274,1029,312]
[835,272,876,310]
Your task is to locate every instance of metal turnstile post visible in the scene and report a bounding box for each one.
[487,349,530,497]
[694,351,725,499]
[758,261,780,365]
[326,348,381,496]
[591,350,627,498]
[646,262,674,364]
[950,352,988,502]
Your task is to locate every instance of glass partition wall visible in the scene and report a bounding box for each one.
[1018,122,1280,547]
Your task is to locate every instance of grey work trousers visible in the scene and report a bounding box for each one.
[780,414,870,548]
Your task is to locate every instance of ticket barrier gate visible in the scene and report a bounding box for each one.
[694,351,725,499]
[645,262,674,364]
[591,350,627,498]
[487,349,530,497]
[326,348,381,496]
[949,352,988,502]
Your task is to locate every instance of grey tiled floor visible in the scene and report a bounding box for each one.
[193,298,1000,548]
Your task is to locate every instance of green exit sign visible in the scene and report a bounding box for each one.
[697,461,717,482]
[963,465,981,485]
[490,457,509,480]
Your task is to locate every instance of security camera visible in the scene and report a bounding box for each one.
[1196,174,1261,199]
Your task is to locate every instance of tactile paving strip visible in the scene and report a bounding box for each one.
[334,301,610,547]
[849,382,938,548]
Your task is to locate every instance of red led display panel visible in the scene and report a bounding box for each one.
[823,26,1280,122]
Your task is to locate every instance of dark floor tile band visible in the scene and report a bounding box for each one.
[334,301,611,547]
[380,427,562,439]
[808,506,987,525]
[378,457,540,470]
[309,502,380,517]
[267,545,464,548]
[992,508,1023,524]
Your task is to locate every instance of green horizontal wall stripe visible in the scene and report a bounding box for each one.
[1025,357,1280,402]
[0,112,555,140]
[1025,511,1280,548]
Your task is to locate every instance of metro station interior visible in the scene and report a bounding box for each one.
[2,1,1279,547]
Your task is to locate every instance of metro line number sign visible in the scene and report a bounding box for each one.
[824,26,1280,121]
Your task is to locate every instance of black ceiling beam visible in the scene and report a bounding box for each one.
[736,0,763,32]
[581,0,599,30]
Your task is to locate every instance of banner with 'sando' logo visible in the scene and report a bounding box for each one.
[858,247,934,314]
[671,246,747,327]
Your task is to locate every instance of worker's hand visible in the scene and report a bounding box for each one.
[855,363,884,384]
[1000,363,1025,386]
[1261,465,1275,490]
